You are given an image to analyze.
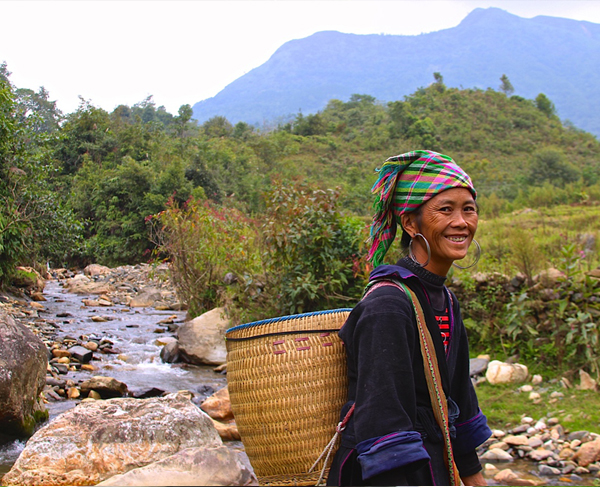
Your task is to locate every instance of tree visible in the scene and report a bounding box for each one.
[499,74,514,96]
[432,72,446,92]
[175,104,194,139]
[535,93,556,118]
[527,148,580,188]
[203,116,233,138]
[55,99,116,174]
[0,67,81,278]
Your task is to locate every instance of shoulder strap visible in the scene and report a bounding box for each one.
[396,282,461,486]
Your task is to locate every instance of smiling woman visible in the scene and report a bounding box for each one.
[326,150,492,486]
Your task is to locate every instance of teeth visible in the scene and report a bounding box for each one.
[447,237,467,242]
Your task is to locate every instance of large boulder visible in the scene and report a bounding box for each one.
[178,308,230,365]
[0,311,48,438]
[2,392,223,486]
[64,274,115,295]
[128,288,164,308]
[83,264,111,277]
[485,360,529,385]
[11,266,45,293]
[97,446,256,486]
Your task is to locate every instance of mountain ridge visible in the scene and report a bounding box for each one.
[192,8,600,136]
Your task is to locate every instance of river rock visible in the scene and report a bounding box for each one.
[84,264,111,277]
[97,446,256,486]
[12,266,45,293]
[30,291,46,301]
[488,441,508,450]
[159,337,180,363]
[178,307,230,366]
[129,288,164,308]
[538,465,561,475]
[529,448,554,461]
[65,275,115,295]
[0,311,48,437]
[505,435,529,447]
[480,448,514,462]
[2,392,223,486]
[201,386,234,422]
[493,468,536,486]
[68,345,93,363]
[486,360,528,385]
[573,438,600,467]
[80,375,128,398]
[212,419,240,442]
[528,437,543,449]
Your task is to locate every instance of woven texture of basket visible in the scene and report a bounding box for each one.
[225,309,351,485]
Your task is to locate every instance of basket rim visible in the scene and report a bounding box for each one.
[225,308,353,334]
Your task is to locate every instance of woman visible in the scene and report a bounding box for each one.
[327,150,492,486]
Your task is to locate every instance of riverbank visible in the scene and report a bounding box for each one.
[2,264,600,485]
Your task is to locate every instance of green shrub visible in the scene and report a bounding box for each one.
[149,197,262,318]
[261,181,368,315]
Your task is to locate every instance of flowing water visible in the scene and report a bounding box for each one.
[1,278,227,477]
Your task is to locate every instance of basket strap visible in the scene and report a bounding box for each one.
[397,282,461,486]
[309,404,356,485]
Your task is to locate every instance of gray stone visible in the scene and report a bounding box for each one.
[528,437,543,449]
[568,431,591,442]
[177,308,230,366]
[538,465,561,475]
[68,345,93,363]
[480,448,514,462]
[0,311,48,437]
[469,357,489,376]
[529,448,554,461]
[160,339,180,364]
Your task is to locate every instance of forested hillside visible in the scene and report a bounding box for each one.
[192,8,600,137]
[2,64,600,285]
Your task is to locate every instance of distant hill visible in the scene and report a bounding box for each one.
[191,7,600,137]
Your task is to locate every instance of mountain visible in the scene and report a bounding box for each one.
[191,8,600,137]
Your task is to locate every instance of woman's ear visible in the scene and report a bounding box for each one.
[400,213,418,237]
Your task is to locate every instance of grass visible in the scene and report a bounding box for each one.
[475,203,600,275]
[475,379,600,434]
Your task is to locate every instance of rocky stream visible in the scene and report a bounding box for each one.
[1,264,600,486]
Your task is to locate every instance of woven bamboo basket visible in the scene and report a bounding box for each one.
[225,309,351,486]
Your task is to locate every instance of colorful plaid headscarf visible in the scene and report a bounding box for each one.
[368,150,476,268]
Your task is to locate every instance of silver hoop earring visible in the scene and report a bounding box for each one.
[453,239,481,269]
[409,233,431,268]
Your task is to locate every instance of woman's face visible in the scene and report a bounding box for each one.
[401,187,478,276]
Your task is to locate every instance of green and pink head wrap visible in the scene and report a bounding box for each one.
[368,150,477,268]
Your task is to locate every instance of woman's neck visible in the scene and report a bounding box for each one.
[399,256,447,310]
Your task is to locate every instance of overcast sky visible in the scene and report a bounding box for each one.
[2,0,600,115]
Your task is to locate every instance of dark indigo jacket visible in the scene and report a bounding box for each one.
[327,263,491,486]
